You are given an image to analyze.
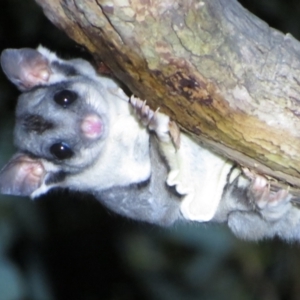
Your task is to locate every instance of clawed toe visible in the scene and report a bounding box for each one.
[130,96,158,127]
[244,169,292,221]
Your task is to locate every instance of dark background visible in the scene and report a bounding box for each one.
[1,1,300,299]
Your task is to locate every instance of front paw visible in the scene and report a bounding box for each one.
[129,96,171,142]
[244,169,292,221]
[129,96,159,128]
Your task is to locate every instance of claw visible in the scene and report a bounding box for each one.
[147,108,160,131]
[130,96,156,127]
[245,170,292,221]
[169,121,181,149]
[129,95,181,147]
[242,167,256,180]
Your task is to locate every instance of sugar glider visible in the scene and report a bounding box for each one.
[0,46,299,241]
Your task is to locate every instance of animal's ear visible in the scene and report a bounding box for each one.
[0,48,51,91]
[0,154,46,197]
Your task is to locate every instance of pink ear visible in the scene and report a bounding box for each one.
[0,154,45,197]
[1,48,51,91]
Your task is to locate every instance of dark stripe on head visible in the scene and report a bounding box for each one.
[51,61,79,77]
[45,171,67,185]
[22,114,54,134]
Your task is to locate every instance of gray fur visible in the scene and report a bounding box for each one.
[98,136,182,225]
[1,46,300,241]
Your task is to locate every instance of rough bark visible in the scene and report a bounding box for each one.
[35,0,300,193]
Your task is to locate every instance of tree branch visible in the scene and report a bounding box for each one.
[35,0,300,192]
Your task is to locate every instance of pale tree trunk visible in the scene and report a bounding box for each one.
[35,0,300,194]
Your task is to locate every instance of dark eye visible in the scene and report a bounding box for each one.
[50,142,74,160]
[54,90,77,108]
